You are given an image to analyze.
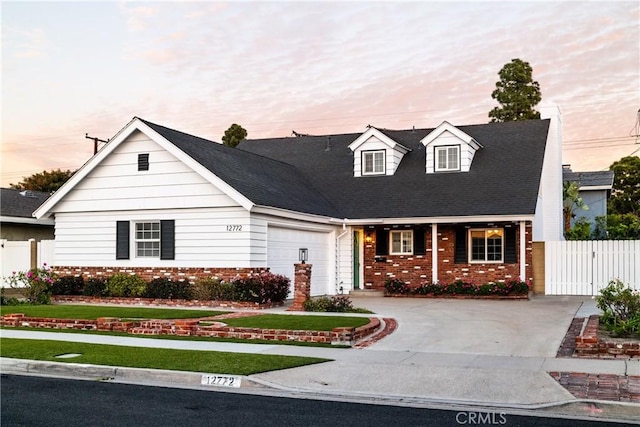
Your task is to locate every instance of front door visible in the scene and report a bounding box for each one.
[353,231,360,289]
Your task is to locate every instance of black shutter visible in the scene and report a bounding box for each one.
[160,220,175,260]
[454,227,467,264]
[116,221,130,260]
[413,228,426,255]
[375,229,388,256]
[504,227,517,264]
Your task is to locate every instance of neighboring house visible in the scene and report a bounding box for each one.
[1,188,54,241]
[562,166,614,228]
[35,106,564,296]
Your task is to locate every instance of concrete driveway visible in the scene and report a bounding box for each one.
[348,295,596,358]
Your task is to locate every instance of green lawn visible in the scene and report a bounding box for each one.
[223,314,371,331]
[0,305,226,320]
[0,338,330,375]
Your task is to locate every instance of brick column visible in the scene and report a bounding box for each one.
[288,263,312,311]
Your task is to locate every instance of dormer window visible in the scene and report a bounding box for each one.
[362,150,385,175]
[435,145,460,172]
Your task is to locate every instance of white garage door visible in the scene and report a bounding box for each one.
[267,226,332,297]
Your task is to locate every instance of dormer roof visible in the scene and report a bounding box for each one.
[348,126,411,153]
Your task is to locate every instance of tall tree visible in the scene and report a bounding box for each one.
[10,169,75,193]
[608,155,640,216]
[222,123,248,148]
[488,58,542,122]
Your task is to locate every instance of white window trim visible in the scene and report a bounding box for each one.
[468,228,504,264]
[434,145,460,172]
[362,150,386,175]
[390,230,413,255]
[135,221,161,258]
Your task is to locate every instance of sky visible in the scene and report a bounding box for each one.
[1,1,639,188]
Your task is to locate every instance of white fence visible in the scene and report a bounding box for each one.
[1,239,55,287]
[545,240,640,295]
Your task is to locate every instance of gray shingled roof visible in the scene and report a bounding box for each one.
[138,118,550,219]
[563,170,614,189]
[239,120,551,219]
[1,188,52,218]
[139,119,341,217]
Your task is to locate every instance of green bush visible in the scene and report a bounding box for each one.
[190,278,234,301]
[231,272,290,304]
[303,295,373,313]
[83,278,106,296]
[386,279,530,297]
[105,274,146,297]
[384,278,410,295]
[596,279,640,338]
[144,277,191,300]
[52,275,84,296]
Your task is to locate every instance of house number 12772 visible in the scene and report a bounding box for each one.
[226,225,242,232]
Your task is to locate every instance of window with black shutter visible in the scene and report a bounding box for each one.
[160,220,175,260]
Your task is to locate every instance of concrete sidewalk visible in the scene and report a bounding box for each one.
[2,296,640,422]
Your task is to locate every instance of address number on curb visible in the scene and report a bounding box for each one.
[201,374,241,388]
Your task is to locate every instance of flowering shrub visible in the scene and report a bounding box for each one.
[596,279,640,338]
[386,279,530,297]
[4,264,57,304]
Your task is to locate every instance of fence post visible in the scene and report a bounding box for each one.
[532,242,545,295]
[29,239,37,270]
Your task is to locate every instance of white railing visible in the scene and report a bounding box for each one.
[545,240,640,295]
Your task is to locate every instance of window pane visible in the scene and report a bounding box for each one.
[364,153,373,173]
[391,232,401,253]
[487,229,503,261]
[374,152,384,173]
[401,231,412,253]
[135,221,160,257]
[471,231,485,261]
[448,147,458,169]
[437,148,447,169]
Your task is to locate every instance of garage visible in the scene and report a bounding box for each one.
[267,226,333,297]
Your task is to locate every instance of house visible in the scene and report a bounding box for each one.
[1,188,54,241]
[34,106,564,296]
[562,165,614,228]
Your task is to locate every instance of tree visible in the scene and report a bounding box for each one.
[9,168,75,193]
[608,155,640,216]
[222,124,247,148]
[488,58,542,122]
[563,181,589,234]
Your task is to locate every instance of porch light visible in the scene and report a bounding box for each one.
[299,248,308,264]
[365,235,373,244]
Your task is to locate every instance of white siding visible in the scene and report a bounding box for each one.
[54,130,238,213]
[53,207,259,268]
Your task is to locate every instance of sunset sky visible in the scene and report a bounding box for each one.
[2,1,639,187]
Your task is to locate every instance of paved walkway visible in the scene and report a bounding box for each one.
[2,296,640,422]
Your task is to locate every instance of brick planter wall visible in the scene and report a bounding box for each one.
[575,315,640,359]
[52,266,270,283]
[1,313,382,346]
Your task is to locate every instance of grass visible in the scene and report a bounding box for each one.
[0,305,226,320]
[223,314,371,331]
[0,338,330,375]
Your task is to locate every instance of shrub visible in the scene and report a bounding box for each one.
[105,273,146,297]
[596,279,640,338]
[303,295,373,313]
[4,264,56,304]
[384,278,410,295]
[145,277,191,300]
[52,275,84,296]
[83,278,106,297]
[230,272,290,304]
[190,278,234,301]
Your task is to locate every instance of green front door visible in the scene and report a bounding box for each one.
[353,231,360,289]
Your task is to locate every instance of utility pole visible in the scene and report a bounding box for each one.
[85,133,109,155]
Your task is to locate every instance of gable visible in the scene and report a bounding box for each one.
[53,130,240,213]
